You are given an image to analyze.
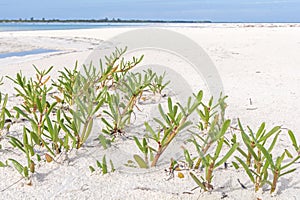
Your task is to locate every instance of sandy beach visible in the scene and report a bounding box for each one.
[1,24,300,199]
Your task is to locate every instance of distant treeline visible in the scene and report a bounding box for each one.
[0,18,211,23]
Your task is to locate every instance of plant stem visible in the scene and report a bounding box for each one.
[79,116,93,148]
[206,161,215,185]
[255,161,261,191]
[121,94,138,124]
[194,158,202,170]
[145,153,149,168]
[151,116,187,167]
[271,169,279,193]
[204,121,208,130]
[151,152,162,167]
[194,141,212,169]
[254,148,262,191]
[247,141,255,166]
[151,141,162,167]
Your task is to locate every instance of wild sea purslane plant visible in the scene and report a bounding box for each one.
[233,120,300,193]
[131,91,203,168]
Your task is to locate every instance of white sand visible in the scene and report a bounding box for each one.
[0,24,300,199]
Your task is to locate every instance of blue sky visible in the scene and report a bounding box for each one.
[0,0,299,22]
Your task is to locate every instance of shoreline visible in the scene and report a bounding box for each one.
[1,22,300,33]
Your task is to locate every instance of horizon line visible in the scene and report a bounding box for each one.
[0,18,300,24]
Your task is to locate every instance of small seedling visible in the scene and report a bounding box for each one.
[101,93,131,136]
[7,127,36,183]
[8,158,31,182]
[8,126,36,174]
[145,69,170,95]
[89,155,115,174]
[98,134,112,149]
[44,112,64,154]
[182,147,194,169]
[196,95,227,131]
[190,172,212,191]
[131,136,155,168]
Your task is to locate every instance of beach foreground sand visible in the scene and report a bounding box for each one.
[0,24,300,199]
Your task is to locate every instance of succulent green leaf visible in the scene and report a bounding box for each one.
[134,136,145,153]
[13,107,30,121]
[285,149,293,159]
[184,148,193,168]
[214,137,224,161]
[23,166,29,178]
[0,161,6,167]
[288,130,299,152]
[258,126,281,143]
[281,156,300,170]
[215,143,238,168]
[102,155,108,174]
[217,119,231,139]
[133,154,148,168]
[190,172,207,191]
[145,122,159,142]
[279,168,297,178]
[110,160,115,172]
[275,152,285,169]
[256,143,275,169]
[9,159,24,175]
[268,132,279,152]
[89,166,95,173]
[232,161,239,169]
[235,156,255,183]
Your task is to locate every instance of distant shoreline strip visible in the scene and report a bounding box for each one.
[0,49,59,59]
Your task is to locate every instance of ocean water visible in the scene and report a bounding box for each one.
[0,22,218,32]
[0,23,155,59]
[0,49,58,59]
[0,22,149,32]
